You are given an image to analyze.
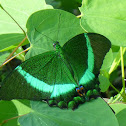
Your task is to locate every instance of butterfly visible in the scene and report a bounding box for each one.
[0,33,111,109]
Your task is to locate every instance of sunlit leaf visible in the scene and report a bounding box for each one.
[80,0,126,46]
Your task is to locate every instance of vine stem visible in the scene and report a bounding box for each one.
[112,47,126,103]
[120,47,125,95]
[0,36,30,68]
[5,36,27,62]
[0,4,29,67]
[0,47,31,68]
[111,94,122,104]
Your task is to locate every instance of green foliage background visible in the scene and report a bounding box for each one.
[0,0,126,126]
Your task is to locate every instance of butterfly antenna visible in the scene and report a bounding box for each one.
[35,28,55,43]
[34,13,61,44]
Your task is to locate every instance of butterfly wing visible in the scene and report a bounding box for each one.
[87,33,111,75]
[62,34,89,83]
[63,33,95,86]
[0,33,111,103]
[0,51,77,101]
[63,33,111,87]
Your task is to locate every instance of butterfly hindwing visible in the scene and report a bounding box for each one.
[62,33,111,87]
[62,34,96,87]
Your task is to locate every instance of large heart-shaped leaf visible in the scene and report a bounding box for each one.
[19,98,119,126]
[26,9,84,59]
[80,0,126,46]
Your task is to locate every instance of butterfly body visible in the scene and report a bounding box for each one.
[0,33,111,109]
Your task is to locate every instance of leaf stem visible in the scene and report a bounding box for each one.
[77,14,82,18]
[0,113,29,126]
[109,83,120,94]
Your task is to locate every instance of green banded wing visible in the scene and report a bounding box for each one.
[0,51,77,101]
[63,34,89,83]
[0,33,111,102]
[63,33,95,86]
[63,33,111,86]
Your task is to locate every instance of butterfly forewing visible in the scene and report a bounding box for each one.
[0,50,77,101]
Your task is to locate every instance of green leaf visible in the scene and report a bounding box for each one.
[45,0,61,9]
[46,0,81,13]
[0,100,19,126]
[110,103,126,114]
[26,9,84,59]
[99,70,111,92]
[80,0,126,46]
[110,103,126,126]
[0,0,53,34]
[109,47,126,74]
[116,109,126,126]
[101,49,113,71]
[12,100,32,115]
[0,34,29,52]
[13,47,25,61]
[19,98,119,126]
[0,51,10,66]
[0,0,53,51]
[75,0,82,4]
[0,100,31,126]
